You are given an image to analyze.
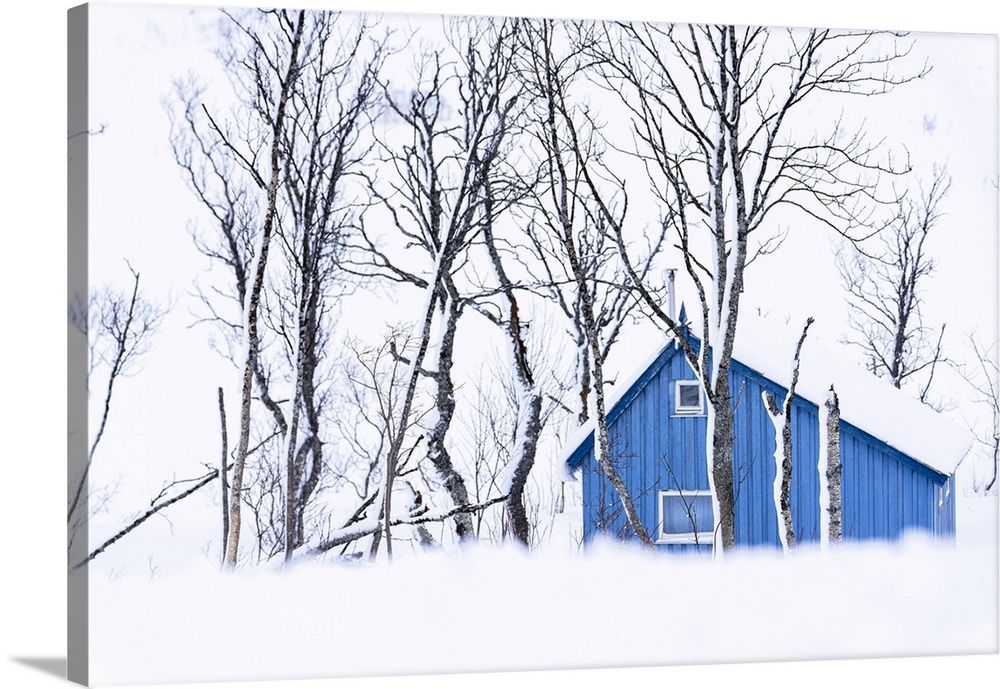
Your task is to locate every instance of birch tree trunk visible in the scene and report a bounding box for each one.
[481,192,545,547]
[225,11,306,569]
[424,286,476,541]
[825,386,843,544]
[763,318,813,553]
[218,387,229,567]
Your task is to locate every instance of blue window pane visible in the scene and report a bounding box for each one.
[662,494,713,535]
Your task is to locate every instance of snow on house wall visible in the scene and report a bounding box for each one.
[730,360,956,547]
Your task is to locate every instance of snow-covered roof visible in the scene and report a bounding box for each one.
[558,338,673,478]
[560,311,973,478]
[734,313,972,476]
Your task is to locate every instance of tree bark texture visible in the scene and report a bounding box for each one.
[763,317,812,552]
[825,386,843,544]
[425,287,476,541]
[710,382,737,550]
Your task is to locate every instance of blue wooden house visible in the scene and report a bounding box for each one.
[562,313,972,552]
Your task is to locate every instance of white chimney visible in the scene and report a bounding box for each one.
[665,268,676,322]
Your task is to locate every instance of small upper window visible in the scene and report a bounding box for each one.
[675,380,703,415]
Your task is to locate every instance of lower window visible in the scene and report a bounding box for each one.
[658,490,715,544]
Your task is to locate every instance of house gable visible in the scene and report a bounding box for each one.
[570,340,712,548]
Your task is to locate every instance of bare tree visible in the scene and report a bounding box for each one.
[837,166,951,406]
[68,266,165,557]
[204,8,307,569]
[954,334,999,494]
[273,12,385,562]
[170,9,385,565]
[170,72,289,563]
[68,267,221,568]
[437,18,651,547]
[330,327,433,558]
[349,18,523,555]
[462,23,555,547]
[518,208,659,428]
[517,18,669,547]
[582,23,922,552]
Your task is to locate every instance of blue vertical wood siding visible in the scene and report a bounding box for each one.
[568,340,956,550]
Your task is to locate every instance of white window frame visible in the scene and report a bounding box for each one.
[674,380,704,415]
[657,490,715,545]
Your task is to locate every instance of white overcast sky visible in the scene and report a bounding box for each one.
[1,2,998,689]
[77,0,998,494]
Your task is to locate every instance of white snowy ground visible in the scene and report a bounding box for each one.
[83,490,998,687]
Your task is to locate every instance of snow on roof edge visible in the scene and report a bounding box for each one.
[557,337,676,476]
